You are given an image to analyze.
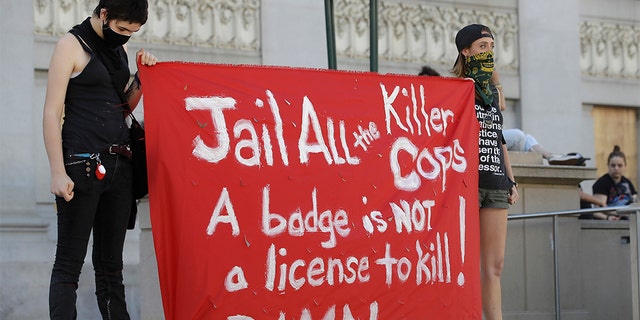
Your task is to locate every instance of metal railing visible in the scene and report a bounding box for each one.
[507,205,640,320]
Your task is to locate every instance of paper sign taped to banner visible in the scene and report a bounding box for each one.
[140,62,481,319]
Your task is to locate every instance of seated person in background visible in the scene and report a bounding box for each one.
[418,65,441,76]
[503,128,553,159]
[502,129,586,165]
[418,65,584,165]
[490,70,585,166]
[578,185,617,220]
[592,145,638,208]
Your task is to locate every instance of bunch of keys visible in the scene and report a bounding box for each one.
[91,153,106,180]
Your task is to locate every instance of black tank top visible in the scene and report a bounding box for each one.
[63,19,130,154]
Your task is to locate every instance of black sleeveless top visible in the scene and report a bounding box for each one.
[63,18,130,154]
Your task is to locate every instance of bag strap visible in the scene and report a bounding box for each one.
[71,34,140,143]
[71,33,93,54]
[69,31,132,114]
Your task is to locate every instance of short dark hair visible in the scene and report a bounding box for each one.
[418,66,440,77]
[94,0,149,25]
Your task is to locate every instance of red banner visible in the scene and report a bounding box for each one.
[140,62,481,319]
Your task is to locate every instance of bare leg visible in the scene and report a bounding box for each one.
[502,129,526,151]
[530,144,552,159]
[480,207,509,320]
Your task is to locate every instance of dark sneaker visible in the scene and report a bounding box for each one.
[548,154,581,165]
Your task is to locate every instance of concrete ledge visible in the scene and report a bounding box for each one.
[504,310,589,320]
[512,164,597,186]
[0,216,49,232]
[508,151,597,186]
[579,219,631,230]
[0,261,140,320]
[508,151,544,165]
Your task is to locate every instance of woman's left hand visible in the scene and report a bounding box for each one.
[508,185,519,205]
[137,48,157,66]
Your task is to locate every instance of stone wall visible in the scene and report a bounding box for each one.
[1,0,639,319]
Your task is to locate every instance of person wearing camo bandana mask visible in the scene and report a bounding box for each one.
[465,50,495,106]
[452,23,518,320]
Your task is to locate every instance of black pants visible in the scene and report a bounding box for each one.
[49,154,133,320]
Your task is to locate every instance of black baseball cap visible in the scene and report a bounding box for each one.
[455,24,493,52]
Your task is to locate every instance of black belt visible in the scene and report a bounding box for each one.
[102,144,132,159]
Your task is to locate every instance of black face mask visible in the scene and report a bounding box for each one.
[102,20,130,48]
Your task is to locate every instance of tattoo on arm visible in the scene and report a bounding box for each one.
[124,74,141,100]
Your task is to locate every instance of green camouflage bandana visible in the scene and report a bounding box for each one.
[464,51,495,106]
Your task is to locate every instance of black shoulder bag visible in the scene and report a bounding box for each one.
[118,79,149,230]
[118,77,148,230]
[128,110,149,200]
[120,90,148,229]
[112,77,149,229]
[120,72,148,201]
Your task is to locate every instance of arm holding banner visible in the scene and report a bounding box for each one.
[125,48,157,111]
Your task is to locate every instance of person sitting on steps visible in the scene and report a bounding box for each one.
[502,128,588,165]
[418,65,586,166]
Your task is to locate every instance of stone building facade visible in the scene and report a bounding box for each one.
[1,0,638,319]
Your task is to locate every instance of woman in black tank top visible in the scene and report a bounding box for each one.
[42,1,157,319]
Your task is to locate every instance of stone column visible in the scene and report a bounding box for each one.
[0,0,36,216]
[504,152,598,317]
[261,0,327,68]
[0,2,52,319]
[517,0,583,152]
[139,199,165,320]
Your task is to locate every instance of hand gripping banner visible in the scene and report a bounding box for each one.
[139,62,480,319]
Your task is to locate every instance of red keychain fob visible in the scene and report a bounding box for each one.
[96,162,106,180]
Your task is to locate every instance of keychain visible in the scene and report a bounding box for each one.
[92,154,106,180]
